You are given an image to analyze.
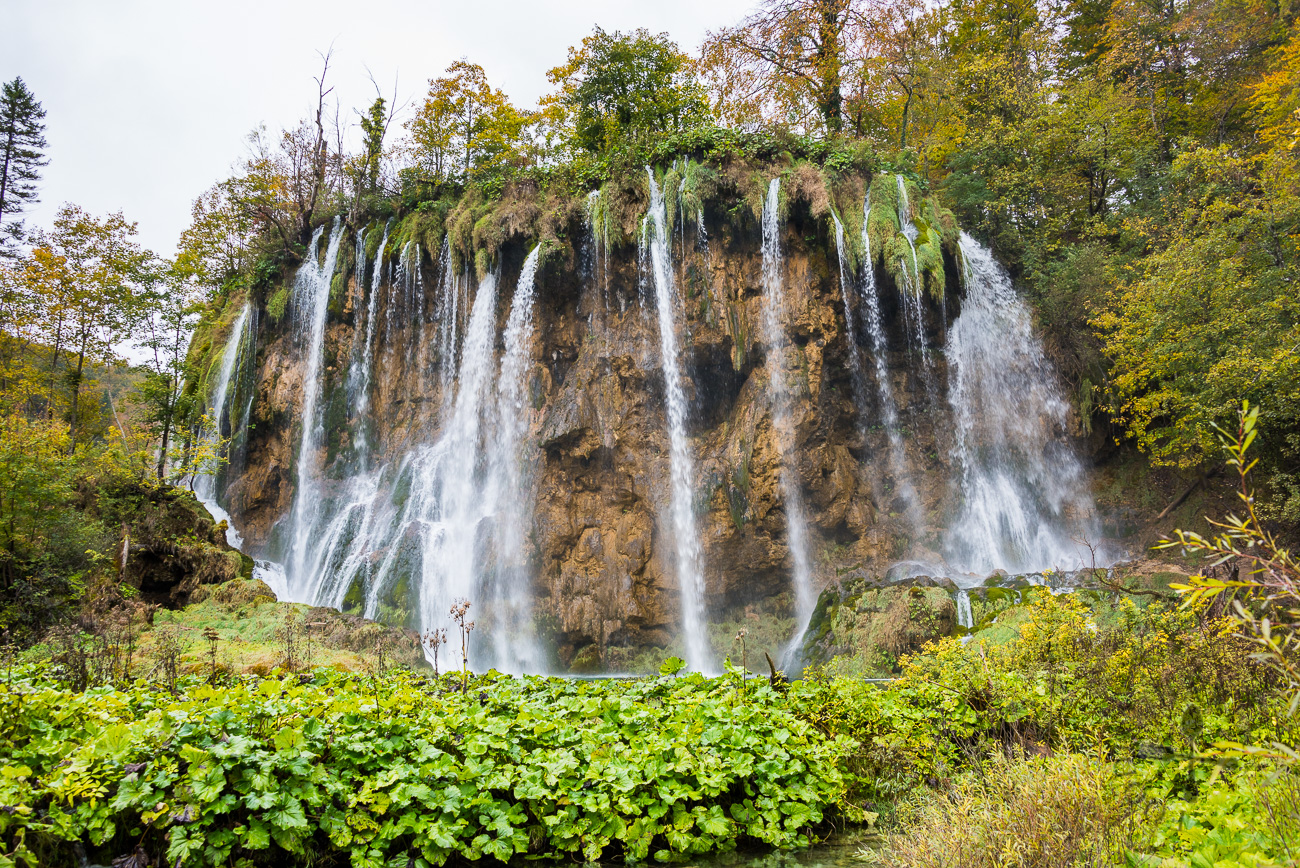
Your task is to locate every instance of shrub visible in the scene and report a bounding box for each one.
[874,753,1155,868]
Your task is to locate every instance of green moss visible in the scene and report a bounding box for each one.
[266,285,290,323]
[340,577,364,615]
[322,380,350,465]
[725,302,749,370]
[569,643,602,674]
[376,571,414,630]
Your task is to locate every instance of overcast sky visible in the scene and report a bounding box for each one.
[5,0,754,257]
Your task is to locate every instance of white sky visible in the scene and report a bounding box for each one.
[5,0,754,258]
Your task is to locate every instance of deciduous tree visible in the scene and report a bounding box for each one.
[406,61,526,184]
[545,28,709,154]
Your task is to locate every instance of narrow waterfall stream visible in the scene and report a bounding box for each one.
[645,169,710,673]
[194,302,251,547]
[946,233,1099,576]
[894,178,928,365]
[349,223,388,469]
[284,219,344,601]
[486,248,543,672]
[858,196,923,528]
[758,179,816,663]
[830,214,869,413]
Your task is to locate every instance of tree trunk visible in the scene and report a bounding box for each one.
[157,415,171,481]
[45,310,65,419]
[0,128,14,224]
[816,2,844,133]
[69,343,86,454]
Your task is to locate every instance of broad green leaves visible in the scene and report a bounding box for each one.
[0,667,850,866]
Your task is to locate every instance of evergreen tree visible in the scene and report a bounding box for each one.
[0,77,49,252]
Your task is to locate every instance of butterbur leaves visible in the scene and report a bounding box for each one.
[0,667,850,866]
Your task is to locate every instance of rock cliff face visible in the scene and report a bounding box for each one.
[203,168,1096,671]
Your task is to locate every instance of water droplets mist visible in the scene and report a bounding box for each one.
[644,169,709,673]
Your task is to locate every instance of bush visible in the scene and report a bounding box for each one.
[1137,767,1300,867]
[787,589,1281,814]
[874,753,1155,868]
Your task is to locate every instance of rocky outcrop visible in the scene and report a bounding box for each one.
[796,576,958,676]
[94,481,252,609]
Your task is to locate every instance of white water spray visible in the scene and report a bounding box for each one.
[946,233,1098,576]
[645,169,710,672]
[194,302,251,547]
[759,179,816,663]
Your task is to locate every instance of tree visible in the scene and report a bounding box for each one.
[700,0,856,133]
[1094,146,1300,517]
[223,52,339,258]
[176,183,256,294]
[545,28,709,154]
[355,94,391,194]
[132,257,200,481]
[863,0,953,149]
[405,60,526,184]
[0,77,48,253]
[26,205,150,450]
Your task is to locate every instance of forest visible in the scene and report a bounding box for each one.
[0,0,1298,864]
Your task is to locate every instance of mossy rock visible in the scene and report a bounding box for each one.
[804,581,956,677]
[569,644,602,674]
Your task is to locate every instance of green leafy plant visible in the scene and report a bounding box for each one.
[0,664,852,867]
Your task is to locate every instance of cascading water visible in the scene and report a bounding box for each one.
[348,224,387,468]
[830,213,868,401]
[645,169,710,673]
[857,196,923,527]
[284,219,344,601]
[893,177,934,390]
[955,589,973,630]
[194,302,251,547]
[945,232,1098,576]
[481,248,544,671]
[396,240,423,378]
[273,245,543,673]
[759,179,816,662]
[435,238,464,411]
[217,168,1110,677]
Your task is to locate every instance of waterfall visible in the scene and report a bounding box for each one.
[349,224,386,468]
[401,268,500,664]
[857,196,923,527]
[946,232,1098,576]
[955,589,973,630]
[485,247,543,672]
[280,255,542,673]
[758,179,815,662]
[893,177,934,387]
[284,219,345,601]
[645,169,710,673]
[194,302,251,547]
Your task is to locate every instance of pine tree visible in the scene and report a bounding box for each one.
[0,77,49,252]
